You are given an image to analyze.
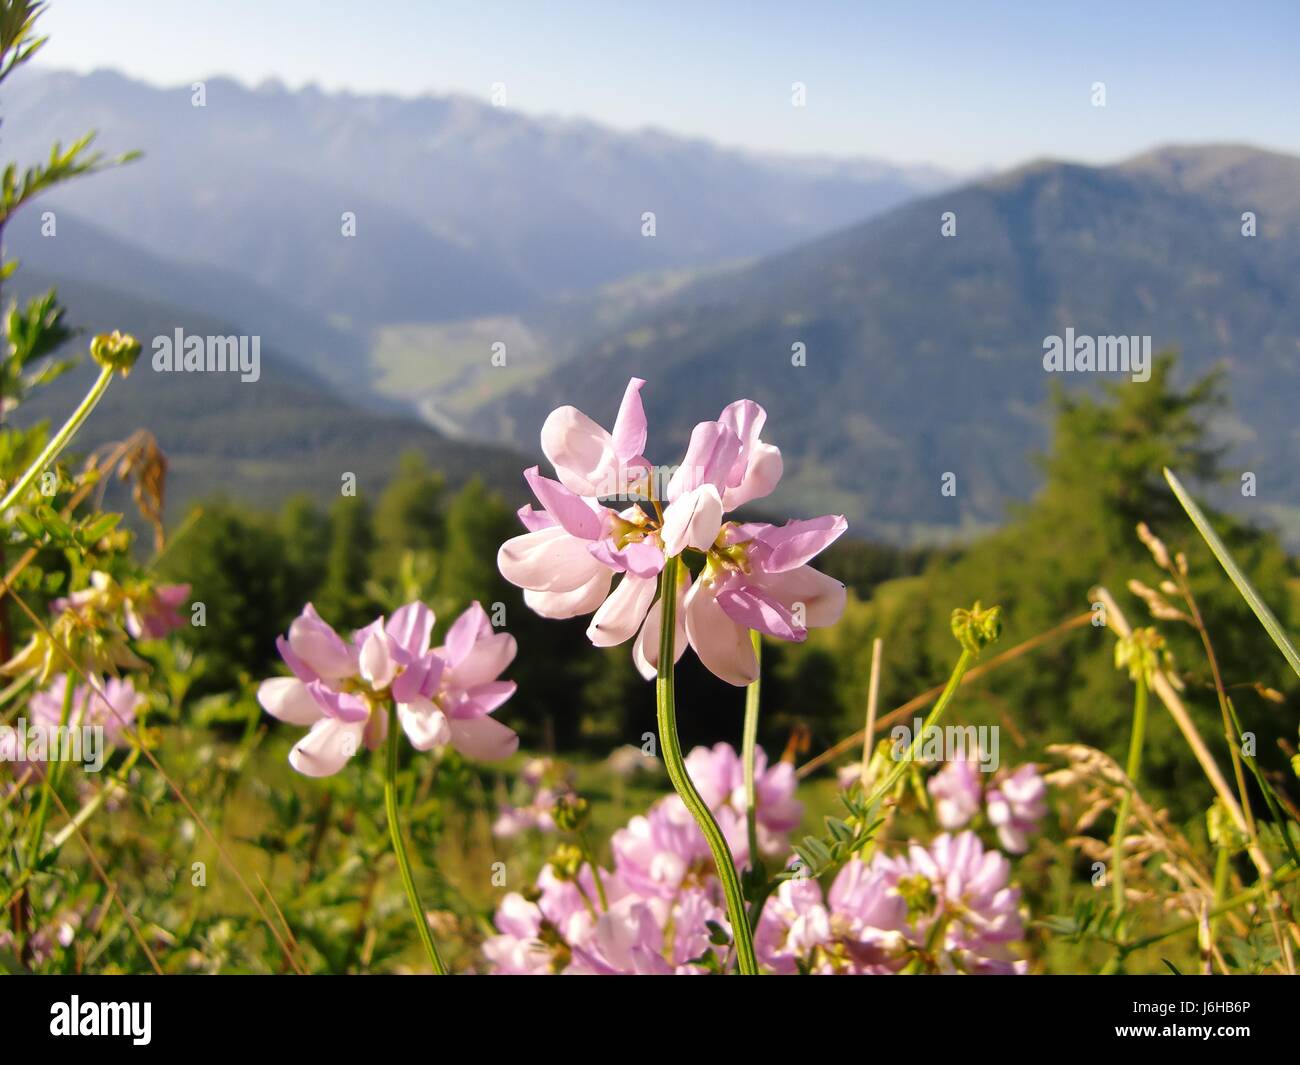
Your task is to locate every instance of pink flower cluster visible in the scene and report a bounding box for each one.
[759,832,1027,974]
[257,601,518,776]
[927,759,1048,853]
[484,742,800,974]
[2,675,143,783]
[484,744,1029,975]
[498,379,848,685]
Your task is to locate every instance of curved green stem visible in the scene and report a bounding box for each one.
[656,555,758,975]
[383,703,448,975]
[864,649,974,810]
[742,630,762,870]
[1111,673,1147,911]
[1,365,114,514]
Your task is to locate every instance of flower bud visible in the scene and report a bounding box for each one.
[950,601,1002,656]
[90,331,142,377]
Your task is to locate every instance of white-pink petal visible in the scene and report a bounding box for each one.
[257,677,324,726]
[684,578,759,685]
[289,718,365,777]
[659,484,723,557]
[587,573,658,647]
[498,526,608,593]
[448,715,520,761]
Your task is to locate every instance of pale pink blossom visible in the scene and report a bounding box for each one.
[985,764,1048,854]
[927,758,983,830]
[258,600,517,777]
[501,379,848,686]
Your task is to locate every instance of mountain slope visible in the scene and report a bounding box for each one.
[471,145,1300,543]
[7,272,528,517]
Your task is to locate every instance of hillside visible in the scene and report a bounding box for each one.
[470,145,1300,544]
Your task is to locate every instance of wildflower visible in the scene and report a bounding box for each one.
[984,764,1047,854]
[257,600,517,777]
[123,582,191,639]
[28,674,144,744]
[682,517,847,685]
[482,863,620,974]
[874,831,1026,973]
[757,863,909,974]
[926,758,983,830]
[500,380,848,686]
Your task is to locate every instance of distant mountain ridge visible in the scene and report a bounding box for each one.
[5,67,955,329]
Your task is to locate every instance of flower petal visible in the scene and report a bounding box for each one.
[666,421,742,501]
[257,677,323,726]
[448,714,520,761]
[684,578,758,685]
[587,574,658,647]
[632,572,689,681]
[524,466,605,541]
[610,377,648,463]
[398,699,450,751]
[659,484,723,557]
[523,568,614,619]
[714,581,804,641]
[541,406,617,497]
[756,565,847,628]
[386,601,435,660]
[289,718,364,777]
[754,515,848,573]
[722,441,783,510]
[499,526,607,592]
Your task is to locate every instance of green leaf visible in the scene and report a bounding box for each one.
[1164,467,1300,679]
[824,816,853,843]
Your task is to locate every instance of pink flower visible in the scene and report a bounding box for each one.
[124,583,191,639]
[500,380,848,686]
[541,376,649,498]
[29,675,143,745]
[3,676,143,784]
[985,764,1047,854]
[257,600,517,777]
[927,758,983,830]
[483,863,626,974]
[569,889,725,975]
[682,517,847,685]
[756,862,909,975]
[875,831,1027,973]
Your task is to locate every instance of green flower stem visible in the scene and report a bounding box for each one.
[657,555,759,975]
[1111,673,1148,912]
[25,671,74,867]
[1,364,114,514]
[742,629,762,869]
[578,831,609,910]
[864,649,974,811]
[383,703,448,975]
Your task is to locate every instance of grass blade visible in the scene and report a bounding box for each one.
[1164,466,1300,680]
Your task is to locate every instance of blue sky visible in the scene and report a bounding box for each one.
[33,0,1300,171]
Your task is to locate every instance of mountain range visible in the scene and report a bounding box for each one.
[5,68,1298,546]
